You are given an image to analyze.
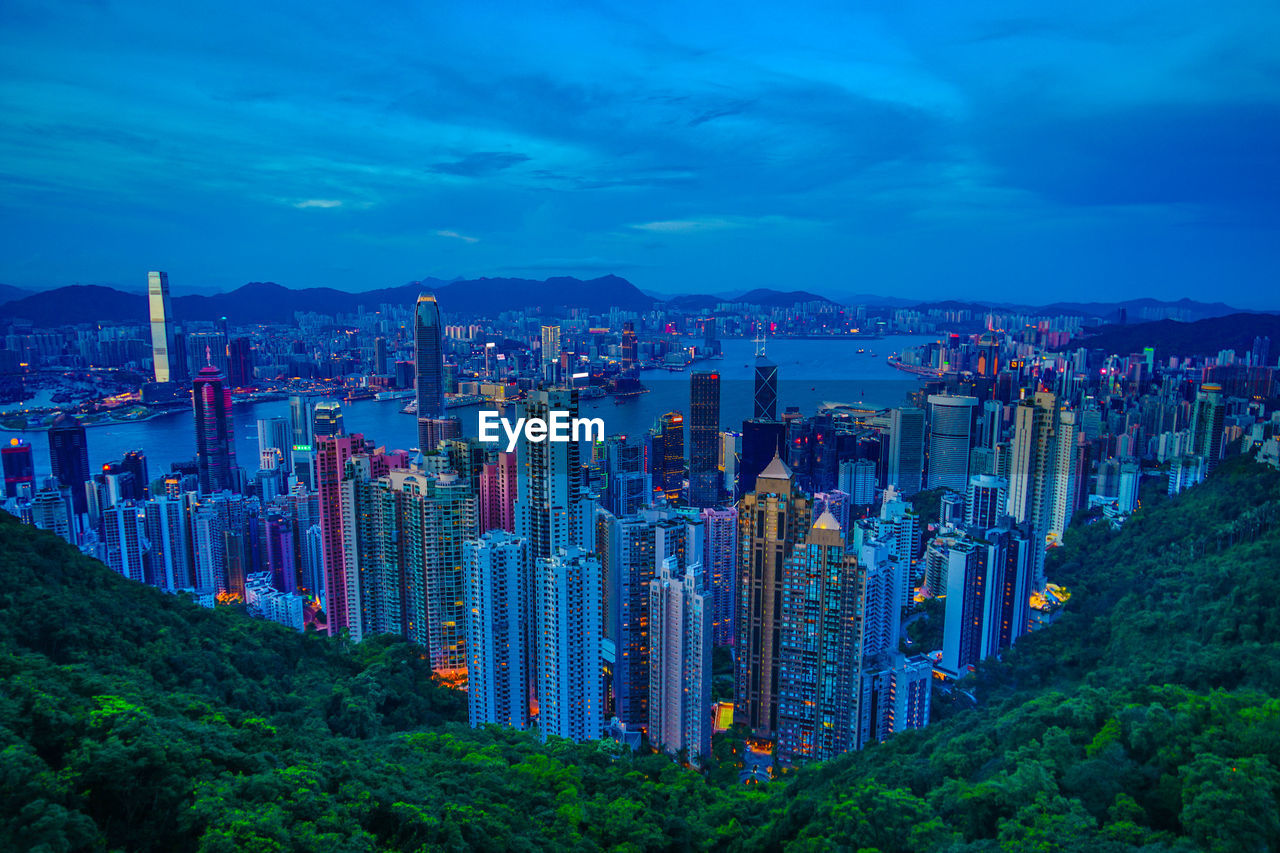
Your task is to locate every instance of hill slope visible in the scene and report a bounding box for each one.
[1,457,1279,850]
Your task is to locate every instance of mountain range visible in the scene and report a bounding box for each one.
[0,274,1266,326]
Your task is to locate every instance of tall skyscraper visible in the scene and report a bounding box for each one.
[656,411,685,504]
[535,547,603,742]
[478,451,518,534]
[2,438,35,500]
[541,324,562,371]
[938,521,1032,677]
[317,434,360,636]
[514,388,590,562]
[102,502,148,582]
[887,407,925,496]
[1007,392,1056,534]
[966,474,1008,529]
[1190,383,1226,473]
[777,511,860,762]
[147,270,183,384]
[144,493,194,592]
[753,355,778,420]
[648,557,713,764]
[735,454,812,739]
[465,530,532,729]
[415,294,446,451]
[121,450,149,499]
[227,337,252,387]
[620,321,638,370]
[688,371,721,507]
[700,506,738,646]
[48,414,90,515]
[192,364,235,494]
[312,401,345,440]
[926,394,977,492]
[738,419,786,499]
[603,434,650,517]
[838,458,877,506]
[257,417,291,467]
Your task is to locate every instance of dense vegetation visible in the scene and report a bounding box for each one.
[2,456,1279,851]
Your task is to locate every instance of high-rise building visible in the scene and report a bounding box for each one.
[700,506,738,646]
[648,557,713,764]
[735,454,812,739]
[719,431,740,496]
[738,419,786,499]
[535,547,603,742]
[541,324,562,369]
[465,530,531,729]
[838,458,877,506]
[605,508,698,730]
[317,434,360,635]
[777,512,861,762]
[48,414,90,515]
[620,321,638,370]
[257,417,291,468]
[1190,383,1226,473]
[227,337,252,387]
[192,365,235,494]
[887,408,925,496]
[939,521,1033,677]
[926,395,977,492]
[514,388,590,562]
[312,401,345,440]
[102,502,148,583]
[147,271,184,384]
[121,450,149,499]
[478,451,518,534]
[144,493,194,592]
[753,356,778,421]
[603,434,650,517]
[966,474,1008,529]
[688,372,721,507]
[656,411,685,504]
[415,294,446,451]
[30,486,73,544]
[1007,392,1056,533]
[1049,408,1079,538]
[2,438,35,500]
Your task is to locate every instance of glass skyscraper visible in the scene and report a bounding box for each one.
[414,293,446,451]
[192,364,235,493]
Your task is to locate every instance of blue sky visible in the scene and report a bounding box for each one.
[1,1,1277,305]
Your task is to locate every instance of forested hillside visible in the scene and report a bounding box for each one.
[2,457,1279,851]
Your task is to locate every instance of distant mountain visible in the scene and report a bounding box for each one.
[733,289,834,307]
[0,275,658,326]
[0,284,147,326]
[0,284,32,303]
[913,296,1256,323]
[1063,312,1280,358]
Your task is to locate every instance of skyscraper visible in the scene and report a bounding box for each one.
[753,355,778,421]
[478,451,518,534]
[620,321,638,370]
[227,337,252,387]
[926,394,977,492]
[777,511,860,762]
[887,407,925,496]
[147,270,183,384]
[47,414,90,514]
[656,411,685,504]
[514,388,590,562]
[312,401,345,440]
[648,557,713,764]
[1190,383,1226,473]
[1007,392,1056,533]
[192,364,235,494]
[465,530,532,729]
[700,506,738,646]
[966,474,1008,530]
[257,417,291,467]
[415,294,446,451]
[102,502,148,583]
[535,547,603,742]
[735,454,812,739]
[2,438,35,500]
[688,371,721,507]
[317,434,360,636]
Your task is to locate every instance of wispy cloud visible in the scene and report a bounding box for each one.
[435,229,479,244]
[629,218,738,233]
[293,199,343,209]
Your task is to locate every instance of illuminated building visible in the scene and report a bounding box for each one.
[648,556,712,764]
[192,363,236,494]
[688,371,721,507]
[465,530,532,729]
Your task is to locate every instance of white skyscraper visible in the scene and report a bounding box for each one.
[535,547,603,742]
[647,556,713,764]
[147,271,182,384]
[514,388,591,561]
[465,530,532,730]
[926,394,978,492]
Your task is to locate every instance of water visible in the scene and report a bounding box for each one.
[14,335,936,477]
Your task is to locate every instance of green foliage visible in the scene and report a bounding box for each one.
[1,454,1279,850]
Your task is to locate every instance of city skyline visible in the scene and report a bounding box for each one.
[2,2,1278,305]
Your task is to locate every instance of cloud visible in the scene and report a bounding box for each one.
[428,151,531,177]
[435,229,479,244]
[629,218,737,233]
[293,199,343,209]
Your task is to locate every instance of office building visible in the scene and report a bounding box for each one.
[147,271,184,384]
[192,365,236,494]
[514,388,590,562]
[966,474,1008,529]
[656,411,685,504]
[1190,383,1226,473]
[2,438,35,500]
[926,395,977,492]
[47,414,90,514]
[735,454,813,739]
[688,371,721,507]
[700,506,738,646]
[478,451,518,534]
[312,401,345,440]
[753,354,778,421]
[887,407,925,496]
[415,294,447,451]
[102,502,148,583]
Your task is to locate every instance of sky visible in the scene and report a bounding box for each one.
[1,1,1277,306]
